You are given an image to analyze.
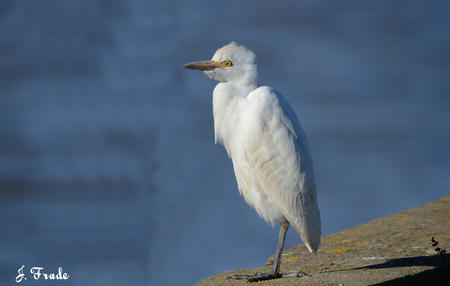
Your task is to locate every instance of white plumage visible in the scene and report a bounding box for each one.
[184,42,321,281]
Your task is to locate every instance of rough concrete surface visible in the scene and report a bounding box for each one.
[196,197,450,285]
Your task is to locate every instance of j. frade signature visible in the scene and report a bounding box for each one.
[16,265,69,283]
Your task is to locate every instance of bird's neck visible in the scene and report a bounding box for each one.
[223,80,257,97]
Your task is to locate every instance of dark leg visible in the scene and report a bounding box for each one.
[228,220,289,282]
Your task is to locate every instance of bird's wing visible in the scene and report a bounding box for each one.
[245,86,321,252]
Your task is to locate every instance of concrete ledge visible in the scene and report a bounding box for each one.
[196,197,450,285]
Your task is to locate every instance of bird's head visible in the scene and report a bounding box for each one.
[184,42,257,86]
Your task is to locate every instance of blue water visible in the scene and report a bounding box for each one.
[1,1,449,285]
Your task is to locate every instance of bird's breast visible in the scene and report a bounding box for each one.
[212,87,249,155]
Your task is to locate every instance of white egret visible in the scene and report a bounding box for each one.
[184,42,321,282]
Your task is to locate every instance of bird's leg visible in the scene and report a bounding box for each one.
[267,219,289,278]
[228,220,289,282]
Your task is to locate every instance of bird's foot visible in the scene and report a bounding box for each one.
[227,272,280,282]
[283,270,311,278]
[228,270,309,282]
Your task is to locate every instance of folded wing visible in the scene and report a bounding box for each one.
[243,86,321,252]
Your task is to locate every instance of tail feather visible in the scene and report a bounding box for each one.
[289,199,321,253]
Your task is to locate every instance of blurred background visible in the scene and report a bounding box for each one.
[1,0,449,285]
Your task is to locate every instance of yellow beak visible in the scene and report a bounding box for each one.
[183,60,225,71]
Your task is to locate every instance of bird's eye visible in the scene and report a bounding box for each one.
[223,60,233,67]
